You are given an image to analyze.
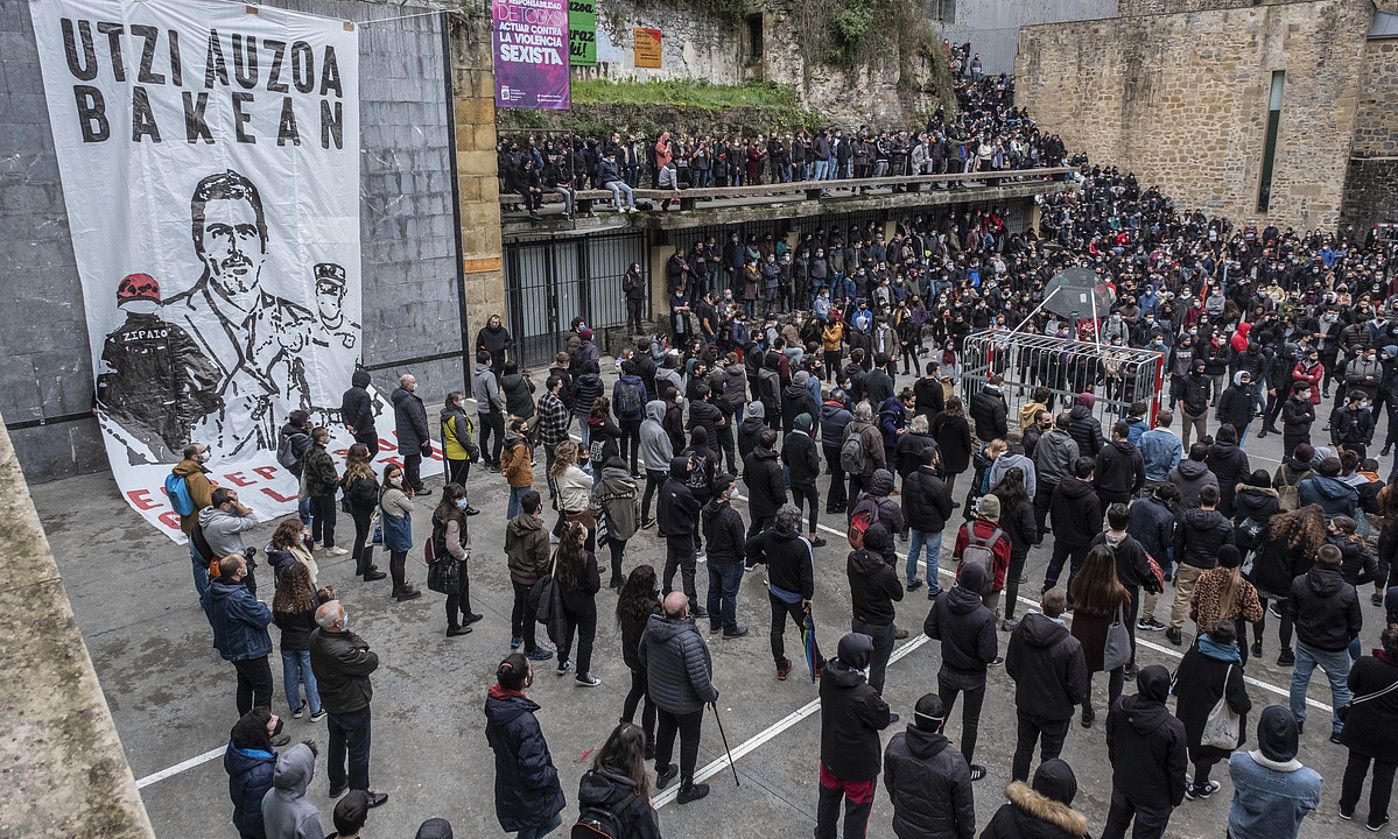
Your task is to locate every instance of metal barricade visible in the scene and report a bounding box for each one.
[960,331,1167,434]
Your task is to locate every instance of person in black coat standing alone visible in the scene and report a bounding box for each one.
[1101,665,1188,839]
[923,561,998,780]
[1005,589,1088,783]
[815,632,892,839]
[882,693,976,839]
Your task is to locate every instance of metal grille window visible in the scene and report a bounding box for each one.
[959,331,1167,432]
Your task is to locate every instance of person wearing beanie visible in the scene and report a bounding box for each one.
[882,693,975,839]
[413,817,454,839]
[782,412,828,547]
[1188,544,1263,664]
[924,560,999,780]
[816,633,892,839]
[1298,455,1361,521]
[1206,424,1251,516]
[951,493,1013,613]
[1102,665,1187,839]
[980,758,1088,839]
[1338,625,1398,830]
[1227,705,1321,839]
[1217,370,1259,448]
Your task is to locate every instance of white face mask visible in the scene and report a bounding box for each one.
[388,474,402,486]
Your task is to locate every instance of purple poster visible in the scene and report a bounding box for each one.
[493,0,570,110]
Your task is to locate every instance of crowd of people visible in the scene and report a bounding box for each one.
[160,43,1398,839]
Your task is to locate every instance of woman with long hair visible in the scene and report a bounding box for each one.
[1189,544,1264,664]
[991,466,1037,631]
[551,440,596,553]
[378,463,421,603]
[1069,544,1133,726]
[271,561,324,721]
[266,517,319,585]
[341,443,385,582]
[1170,620,1251,801]
[577,722,662,838]
[432,483,479,637]
[931,396,973,499]
[1246,503,1326,664]
[553,520,602,686]
[616,564,661,755]
[586,395,623,480]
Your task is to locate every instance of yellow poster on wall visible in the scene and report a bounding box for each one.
[634,27,662,68]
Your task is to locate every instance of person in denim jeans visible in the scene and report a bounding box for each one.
[702,475,748,638]
[272,562,325,721]
[1287,546,1360,737]
[901,447,953,597]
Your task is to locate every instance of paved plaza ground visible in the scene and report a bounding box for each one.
[33,367,1391,839]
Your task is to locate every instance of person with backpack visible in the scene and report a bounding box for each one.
[902,446,953,598]
[300,427,344,558]
[844,401,886,506]
[377,463,421,603]
[172,442,217,599]
[277,410,314,524]
[1101,665,1188,839]
[821,390,855,514]
[575,723,663,839]
[951,494,1013,614]
[484,653,567,839]
[881,693,976,839]
[923,561,998,781]
[848,468,905,577]
[747,504,824,681]
[614,359,648,474]
[815,632,893,839]
[1170,620,1252,803]
[590,456,641,591]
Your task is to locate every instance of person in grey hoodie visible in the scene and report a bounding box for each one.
[471,351,506,471]
[989,442,1037,500]
[261,741,326,839]
[199,487,261,594]
[1167,443,1219,508]
[1031,412,1079,543]
[639,400,673,528]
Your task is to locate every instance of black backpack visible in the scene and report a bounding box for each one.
[571,791,636,839]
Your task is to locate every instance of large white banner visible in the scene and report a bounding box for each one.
[31,0,366,540]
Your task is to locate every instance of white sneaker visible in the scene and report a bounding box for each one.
[323,546,349,557]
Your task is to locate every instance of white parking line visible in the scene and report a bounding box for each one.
[135,745,226,789]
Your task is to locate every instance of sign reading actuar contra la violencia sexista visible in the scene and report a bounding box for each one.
[493,0,570,109]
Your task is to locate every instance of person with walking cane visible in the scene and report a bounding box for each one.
[815,632,893,839]
[640,591,718,804]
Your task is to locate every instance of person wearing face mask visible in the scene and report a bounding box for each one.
[1331,390,1376,459]
[223,707,288,839]
[1345,346,1384,409]
[377,464,421,602]
[209,552,283,722]
[310,600,387,808]
[432,483,481,637]
[173,442,218,598]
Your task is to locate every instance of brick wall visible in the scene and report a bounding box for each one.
[1016,0,1371,230]
[1341,36,1398,229]
[0,0,470,481]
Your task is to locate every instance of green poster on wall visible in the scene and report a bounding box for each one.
[569,0,596,66]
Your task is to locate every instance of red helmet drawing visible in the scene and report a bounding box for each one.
[116,273,161,306]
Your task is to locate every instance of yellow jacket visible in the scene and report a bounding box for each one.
[822,323,843,352]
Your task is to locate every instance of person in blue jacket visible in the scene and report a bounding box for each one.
[223,708,281,839]
[484,652,566,839]
[208,553,277,718]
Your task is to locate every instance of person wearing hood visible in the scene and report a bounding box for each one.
[1093,421,1144,508]
[747,504,825,680]
[1288,546,1360,739]
[499,360,535,422]
[1101,665,1188,839]
[782,370,821,437]
[1033,412,1080,542]
[1167,442,1219,509]
[1066,392,1104,457]
[1338,624,1398,830]
[737,399,769,472]
[1331,388,1376,458]
[1166,484,1232,646]
[1227,705,1322,839]
[1170,620,1252,802]
[703,474,748,638]
[641,593,719,804]
[392,372,432,494]
[1178,360,1211,450]
[990,442,1037,500]
[639,400,674,529]
[505,491,554,660]
[340,368,378,457]
[744,428,787,539]
[484,653,567,837]
[577,723,663,839]
[882,693,975,839]
[225,708,281,839]
[1280,380,1316,457]
[261,741,325,839]
[474,312,512,372]
[982,758,1089,839]
[1217,370,1260,448]
[1006,589,1088,783]
[848,522,904,695]
[1232,469,1280,556]
[572,360,606,449]
[783,412,828,547]
[658,455,705,618]
[1298,455,1360,520]
[821,390,855,513]
[209,553,277,716]
[1044,458,1102,596]
[277,410,313,485]
[1206,424,1250,516]
[970,375,1009,442]
[590,456,640,590]
[816,632,893,839]
[923,561,998,780]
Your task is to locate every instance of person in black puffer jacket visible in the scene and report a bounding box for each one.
[1005,590,1088,783]
[223,709,279,839]
[970,377,1009,442]
[576,723,662,839]
[640,594,719,803]
[747,504,824,678]
[847,522,903,695]
[1231,469,1280,555]
[882,693,975,839]
[923,562,998,777]
[1067,392,1105,457]
[1102,665,1187,839]
[982,758,1090,839]
[783,413,826,545]
[484,653,567,836]
[816,633,892,839]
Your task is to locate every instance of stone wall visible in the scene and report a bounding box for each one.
[0,0,471,481]
[1016,0,1371,230]
[1120,0,1319,15]
[580,0,745,84]
[1340,35,1398,230]
[936,0,1118,75]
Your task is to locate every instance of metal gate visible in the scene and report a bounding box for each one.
[504,230,647,367]
[960,331,1166,432]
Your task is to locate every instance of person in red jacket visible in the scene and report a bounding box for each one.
[952,494,1014,614]
[1292,348,1324,406]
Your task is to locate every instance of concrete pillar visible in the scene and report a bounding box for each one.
[649,243,672,324]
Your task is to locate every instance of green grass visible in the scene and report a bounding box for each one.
[570,78,803,111]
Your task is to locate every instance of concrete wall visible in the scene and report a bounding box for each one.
[581,0,745,84]
[1016,0,1371,230]
[937,0,1119,75]
[0,0,472,482]
[1341,35,1398,230]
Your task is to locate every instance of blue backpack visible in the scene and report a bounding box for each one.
[165,472,195,517]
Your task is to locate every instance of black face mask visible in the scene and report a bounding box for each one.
[271,718,285,737]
